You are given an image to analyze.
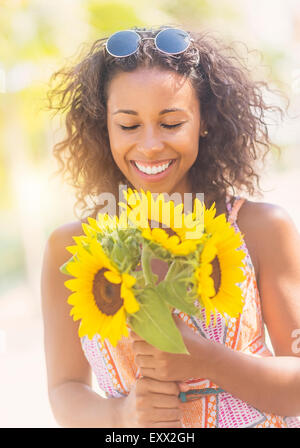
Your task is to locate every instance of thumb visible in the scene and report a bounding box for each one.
[173,314,182,325]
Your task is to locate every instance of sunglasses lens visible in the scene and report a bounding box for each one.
[156,28,190,54]
[106,30,140,57]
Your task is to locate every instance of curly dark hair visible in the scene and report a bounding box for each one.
[47,24,287,220]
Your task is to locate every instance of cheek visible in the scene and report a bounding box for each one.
[186,129,200,164]
[108,133,127,166]
[181,151,198,175]
[110,147,126,173]
[177,140,199,166]
[172,126,199,155]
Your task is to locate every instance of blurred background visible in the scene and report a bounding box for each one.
[0,0,299,428]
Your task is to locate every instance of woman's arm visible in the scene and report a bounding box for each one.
[207,340,300,416]
[41,222,126,427]
[256,203,300,357]
[47,381,126,428]
[132,319,300,417]
[208,204,300,416]
[132,204,300,417]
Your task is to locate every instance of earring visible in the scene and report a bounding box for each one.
[202,130,208,137]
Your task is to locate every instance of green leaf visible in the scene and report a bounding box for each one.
[131,269,145,289]
[128,287,189,354]
[156,280,200,316]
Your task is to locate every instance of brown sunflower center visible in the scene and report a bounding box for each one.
[92,268,123,316]
[211,256,221,294]
[148,219,178,238]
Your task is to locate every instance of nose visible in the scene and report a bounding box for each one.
[136,125,164,157]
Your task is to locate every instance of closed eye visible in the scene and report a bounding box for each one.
[119,123,185,131]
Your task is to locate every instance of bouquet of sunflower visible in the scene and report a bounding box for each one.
[60,189,246,354]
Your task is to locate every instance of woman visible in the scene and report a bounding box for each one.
[41,26,300,427]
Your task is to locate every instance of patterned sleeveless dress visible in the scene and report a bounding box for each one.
[80,195,300,428]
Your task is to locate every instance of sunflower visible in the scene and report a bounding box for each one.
[193,202,246,326]
[79,209,130,239]
[119,188,204,256]
[64,237,140,346]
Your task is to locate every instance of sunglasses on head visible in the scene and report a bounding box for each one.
[105,28,194,58]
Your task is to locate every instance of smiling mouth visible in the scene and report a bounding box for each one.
[131,159,175,175]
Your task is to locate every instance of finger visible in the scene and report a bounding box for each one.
[148,420,182,428]
[151,407,182,422]
[139,377,180,396]
[173,314,182,323]
[135,354,155,369]
[178,382,190,392]
[129,330,143,340]
[150,393,181,409]
[132,340,154,355]
[172,314,185,329]
[140,367,156,378]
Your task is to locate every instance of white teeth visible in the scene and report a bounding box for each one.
[134,161,172,175]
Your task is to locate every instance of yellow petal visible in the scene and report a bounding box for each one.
[82,222,97,238]
[121,286,140,313]
[104,270,122,284]
[66,245,79,255]
[122,273,136,288]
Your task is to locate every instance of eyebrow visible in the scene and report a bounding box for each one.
[112,108,186,116]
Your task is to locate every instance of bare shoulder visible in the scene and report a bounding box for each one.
[238,198,297,235]
[235,198,295,279]
[237,198,299,284]
[238,199,300,355]
[41,219,93,392]
[46,219,86,263]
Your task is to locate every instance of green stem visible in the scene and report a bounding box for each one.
[165,260,191,281]
[164,260,179,281]
[141,244,154,286]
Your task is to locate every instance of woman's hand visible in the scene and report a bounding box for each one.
[130,315,213,383]
[120,377,182,428]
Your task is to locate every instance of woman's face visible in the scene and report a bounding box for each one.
[106,67,203,197]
